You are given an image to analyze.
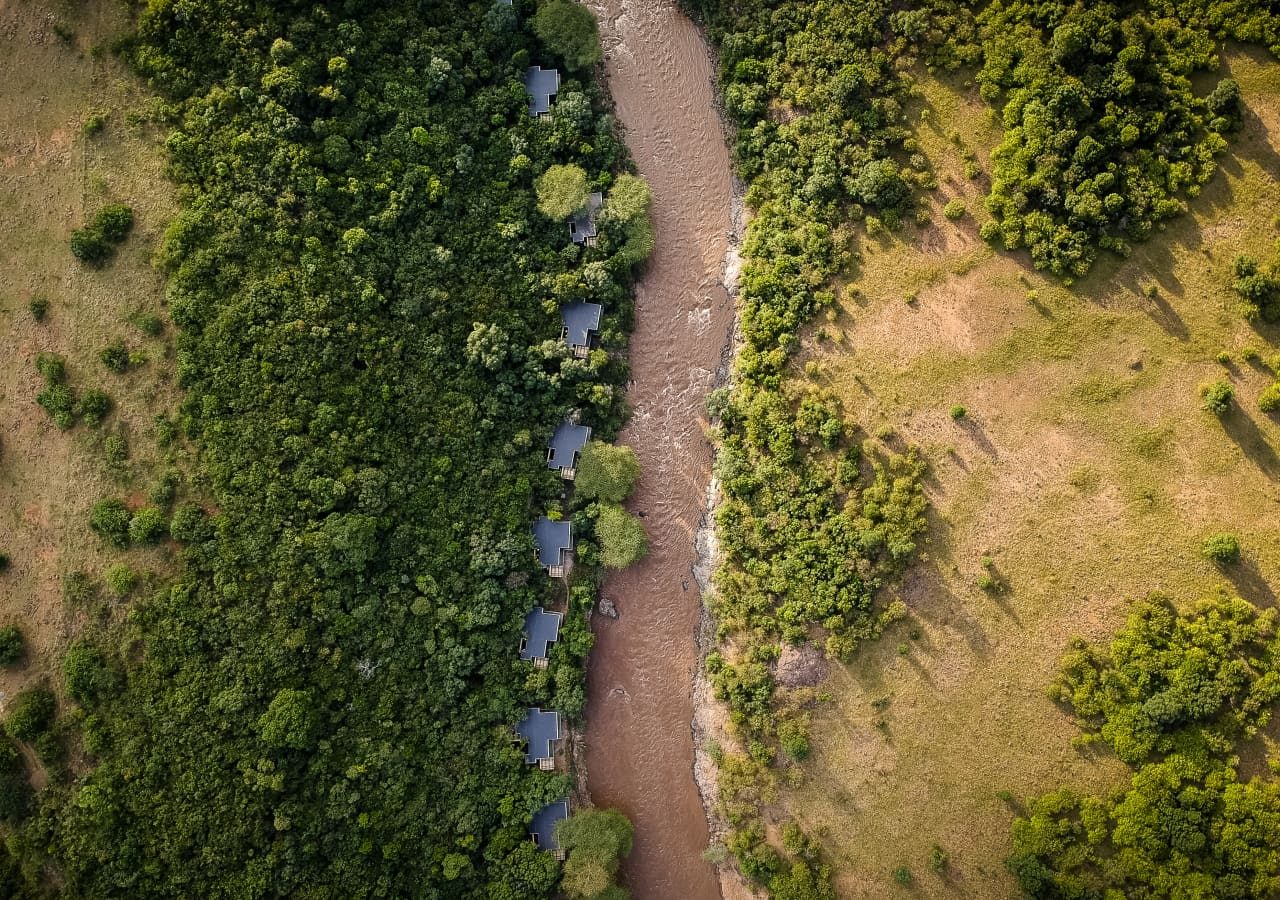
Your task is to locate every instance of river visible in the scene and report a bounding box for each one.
[581,1,736,897]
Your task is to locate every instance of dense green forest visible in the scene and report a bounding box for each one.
[1009,595,1280,897]
[687,0,1280,894]
[2,0,647,896]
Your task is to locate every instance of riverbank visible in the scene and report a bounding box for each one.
[581,0,737,895]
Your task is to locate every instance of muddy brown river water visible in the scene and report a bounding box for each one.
[582,1,736,897]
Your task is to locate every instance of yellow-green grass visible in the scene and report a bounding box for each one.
[785,50,1280,897]
[0,0,178,702]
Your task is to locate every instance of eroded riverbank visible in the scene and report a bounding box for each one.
[582,1,736,896]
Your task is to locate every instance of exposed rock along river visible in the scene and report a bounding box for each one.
[581,1,738,897]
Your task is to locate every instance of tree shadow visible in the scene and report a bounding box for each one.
[1223,556,1278,608]
[957,416,999,459]
[1222,407,1280,479]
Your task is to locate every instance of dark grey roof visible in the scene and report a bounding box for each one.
[530,799,569,851]
[516,708,562,763]
[533,516,572,569]
[523,66,559,117]
[547,419,591,470]
[569,192,604,244]
[520,607,562,661]
[560,301,602,349]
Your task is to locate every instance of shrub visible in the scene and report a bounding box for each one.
[1258,382,1280,413]
[90,498,131,547]
[0,628,22,668]
[929,845,949,873]
[63,642,116,705]
[5,688,55,742]
[28,297,49,322]
[70,204,133,265]
[949,405,967,420]
[595,504,648,569]
[534,164,591,220]
[35,352,66,384]
[893,866,913,885]
[169,502,211,543]
[103,434,128,467]
[1202,533,1241,565]
[531,0,602,71]
[99,340,130,373]
[130,312,164,336]
[1200,380,1234,416]
[0,773,34,824]
[128,507,167,544]
[83,112,107,136]
[37,383,76,430]
[575,441,639,503]
[63,571,97,605]
[943,198,966,220]
[104,564,137,598]
[77,389,112,427]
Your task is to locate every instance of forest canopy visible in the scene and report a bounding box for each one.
[2,0,645,896]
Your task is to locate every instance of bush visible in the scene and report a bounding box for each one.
[5,688,55,742]
[28,297,49,322]
[942,198,966,220]
[63,571,97,605]
[104,564,137,598]
[892,866,913,885]
[169,502,211,543]
[130,312,164,336]
[534,164,591,220]
[1259,382,1280,413]
[0,628,23,667]
[37,384,76,430]
[575,441,639,503]
[76,389,112,427]
[949,405,966,420]
[70,204,133,266]
[1200,380,1234,416]
[63,642,116,705]
[929,845,949,873]
[595,504,648,569]
[1202,533,1241,565]
[99,340,130,373]
[103,434,128,467]
[35,352,66,384]
[90,498,131,547]
[128,507,167,544]
[0,773,34,824]
[531,0,602,71]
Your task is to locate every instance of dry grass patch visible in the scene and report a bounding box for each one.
[783,56,1280,897]
[0,0,179,704]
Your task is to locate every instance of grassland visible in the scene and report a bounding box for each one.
[782,48,1280,896]
[0,0,177,706]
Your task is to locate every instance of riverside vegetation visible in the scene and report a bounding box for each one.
[3,0,649,896]
[686,0,1280,894]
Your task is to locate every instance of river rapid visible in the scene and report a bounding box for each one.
[581,1,737,897]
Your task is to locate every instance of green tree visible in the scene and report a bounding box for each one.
[257,688,317,749]
[535,164,591,220]
[575,440,639,503]
[90,498,131,547]
[531,0,602,71]
[595,504,647,569]
[5,688,55,742]
[1200,380,1234,416]
[128,507,167,545]
[0,628,23,667]
[557,808,634,899]
[1202,532,1241,565]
